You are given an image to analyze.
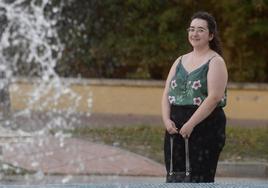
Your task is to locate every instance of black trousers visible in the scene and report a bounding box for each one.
[164,105,226,183]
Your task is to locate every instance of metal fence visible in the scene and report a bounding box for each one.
[0,183,268,188]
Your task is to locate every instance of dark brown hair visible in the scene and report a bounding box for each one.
[191,11,222,56]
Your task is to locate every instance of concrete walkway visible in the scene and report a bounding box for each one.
[2,135,165,176]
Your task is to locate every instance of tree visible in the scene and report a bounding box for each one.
[54,0,268,82]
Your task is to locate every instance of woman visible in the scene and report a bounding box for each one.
[162,11,228,183]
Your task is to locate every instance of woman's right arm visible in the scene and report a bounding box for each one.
[161,57,180,134]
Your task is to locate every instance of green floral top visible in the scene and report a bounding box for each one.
[168,56,227,107]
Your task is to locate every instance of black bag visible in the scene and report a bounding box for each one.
[166,135,191,183]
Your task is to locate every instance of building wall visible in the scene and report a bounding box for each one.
[9,78,268,120]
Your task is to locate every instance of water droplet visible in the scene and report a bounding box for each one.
[61,175,73,183]
[34,170,44,180]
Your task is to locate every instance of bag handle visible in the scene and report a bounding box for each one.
[169,135,174,175]
[169,135,190,176]
[185,137,190,177]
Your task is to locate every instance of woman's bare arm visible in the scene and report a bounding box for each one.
[161,57,181,134]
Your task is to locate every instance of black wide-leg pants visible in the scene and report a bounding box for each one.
[164,105,226,183]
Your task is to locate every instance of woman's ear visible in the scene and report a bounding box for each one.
[209,33,214,41]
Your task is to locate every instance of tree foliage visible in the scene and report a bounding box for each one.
[55,0,268,82]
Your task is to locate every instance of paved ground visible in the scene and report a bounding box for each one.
[1,134,268,186]
[0,112,267,185]
[2,134,165,177]
[1,132,268,183]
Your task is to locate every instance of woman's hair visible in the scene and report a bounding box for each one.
[191,11,222,56]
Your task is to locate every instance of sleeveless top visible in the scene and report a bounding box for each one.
[168,56,227,107]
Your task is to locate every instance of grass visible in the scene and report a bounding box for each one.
[68,125,165,163]
[222,126,268,162]
[68,125,268,164]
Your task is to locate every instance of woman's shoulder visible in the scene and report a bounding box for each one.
[209,53,227,70]
[209,51,224,62]
[172,56,181,68]
[208,52,225,65]
[173,52,191,65]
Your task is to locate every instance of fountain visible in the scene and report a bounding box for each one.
[0,0,92,183]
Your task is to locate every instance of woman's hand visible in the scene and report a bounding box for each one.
[165,119,178,134]
[179,122,194,138]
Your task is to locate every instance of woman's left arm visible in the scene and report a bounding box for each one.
[179,56,228,138]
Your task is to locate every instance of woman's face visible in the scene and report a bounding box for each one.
[187,18,213,48]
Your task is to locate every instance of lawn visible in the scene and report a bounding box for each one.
[69,125,268,164]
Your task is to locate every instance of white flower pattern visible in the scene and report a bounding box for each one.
[192,80,202,90]
[168,96,176,104]
[193,97,202,106]
[167,64,226,107]
[171,80,177,90]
